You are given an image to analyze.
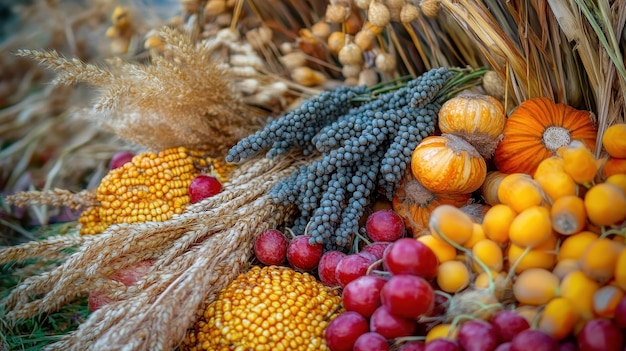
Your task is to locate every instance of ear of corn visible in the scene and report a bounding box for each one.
[181,265,343,351]
[78,147,233,235]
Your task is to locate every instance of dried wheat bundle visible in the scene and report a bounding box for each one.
[0,153,302,351]
[16,27,267,156]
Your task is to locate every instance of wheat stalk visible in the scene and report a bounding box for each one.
[5,189,99,209]
[0,153,300,350]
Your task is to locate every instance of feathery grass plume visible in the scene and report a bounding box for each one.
[0,153,300,350]
[16,27,267,157]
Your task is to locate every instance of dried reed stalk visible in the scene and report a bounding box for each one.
[0,154,301,351]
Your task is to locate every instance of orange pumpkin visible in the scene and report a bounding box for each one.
[493,97,597,175]
[411,134,487,194]
[392,170,471,237]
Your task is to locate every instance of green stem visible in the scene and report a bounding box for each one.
[391,336,427,347]
[432,227,496,294]
[436,66,489,103]
[365,259,383,276]
[367,75,413,92]
[600,226,626,239]
[502,246,533,289]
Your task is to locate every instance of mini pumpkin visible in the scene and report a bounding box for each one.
[411,134,487,194]
[480,171,507,206]
[493,97,597,175]
[392,170,471,237]
[438,91,506,158]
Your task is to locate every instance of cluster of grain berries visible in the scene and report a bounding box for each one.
[79,147,230,234]
[227,67,454,250]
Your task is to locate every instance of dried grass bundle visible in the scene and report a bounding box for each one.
[439,0,626,149]
[0,153,301,350]
[16,27,266,157]
[0,0,139,232]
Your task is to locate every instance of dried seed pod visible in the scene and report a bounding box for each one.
[237,78,260,94]
[215,13,232,26]
[291,66,327,86]
[257,26,273,45]
[297,29,326,58]
[400,3,420,23]
[204,0,226,16]
[327,31,346,55]
[355,0,372,10]
[338,41,364,66]
[375,52,396,74]
[420,0,441,18]
[386,0,405,10]
[230,55,264,70]
[180,0,199,13]
[363,21,385,35]
[311,21,331,39]
[354,29,376,51]
[358,68,379,87]
[342,64,362,79]
[144,35,165,52]
[482,70,506,101]
[368,1,391,27]
[344,77,359,86]
[245,26,273,49]
[280,51,307,70]
[326,3,349,23]
[279,42,294,54]
[345,8,364,35]
[385,0,404,21]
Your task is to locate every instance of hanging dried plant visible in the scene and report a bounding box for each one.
[16,27,267,157]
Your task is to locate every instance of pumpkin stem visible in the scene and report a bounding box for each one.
[444,134,482,158]
[403,175,436,206]
[542,126,571,152]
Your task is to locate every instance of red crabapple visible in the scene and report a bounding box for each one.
[254,229,289,266]
[366,209,406,242]
[318,250,347,286]
[189,174,223,203]
[286,235,323,271]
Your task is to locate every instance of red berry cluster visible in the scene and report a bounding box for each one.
[323,210,439,351]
